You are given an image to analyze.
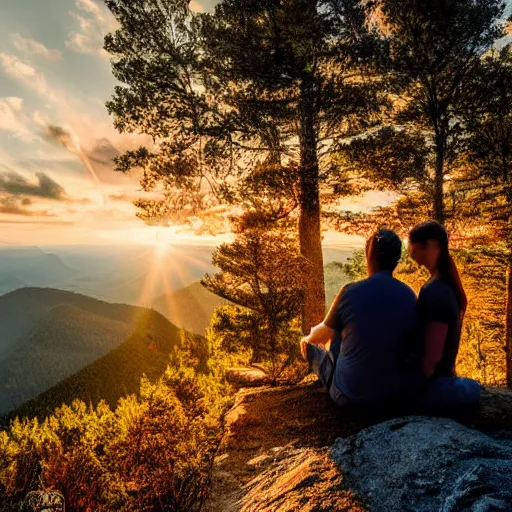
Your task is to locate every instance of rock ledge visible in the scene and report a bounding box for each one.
[331,415,512,512]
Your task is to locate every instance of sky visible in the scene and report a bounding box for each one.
[4,0,498,248]
[0,0,236,246]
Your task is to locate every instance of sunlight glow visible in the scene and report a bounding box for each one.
[134,230,215,309]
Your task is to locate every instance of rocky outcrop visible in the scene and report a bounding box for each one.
[205,384,512,511]
[331,416,512,512]
[234,447,365,512]
[225,367,272,386]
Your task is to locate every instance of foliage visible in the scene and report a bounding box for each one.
[453,45,512,385]
[455,45,512,245]
[0,360,231,512]
[171,330,211,375]
[11,309,182,422]
[335,0,506,227]
[104,0,393,330]
[203,229,310,378]
[342,249,367,281]
[324,261,351,308]
[104,0,385,226]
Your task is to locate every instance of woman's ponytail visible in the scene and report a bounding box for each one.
[438,246,467,314]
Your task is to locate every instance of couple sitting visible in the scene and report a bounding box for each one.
[300,220,481,411]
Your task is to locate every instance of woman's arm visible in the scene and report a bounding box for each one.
[422,322,448,377]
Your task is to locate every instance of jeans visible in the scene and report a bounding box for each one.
[306,334,350,407]
[307,334,482,411]
[422,376,482,411]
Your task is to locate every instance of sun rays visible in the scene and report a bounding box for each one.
[134,235,215,323]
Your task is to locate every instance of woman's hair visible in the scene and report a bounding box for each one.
[409,220,466,311]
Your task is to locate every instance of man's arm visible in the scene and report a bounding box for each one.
[323,284,350,331]
[300,322,335,359]
[304,322,335,345]
[300,283,351,359]
[422,322,448,377]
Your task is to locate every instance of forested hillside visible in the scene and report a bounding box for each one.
[0,288,182,418]
[10,306,182,421]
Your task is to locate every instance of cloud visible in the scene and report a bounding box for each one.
[0,169,96,220]
[0,219,72,225]
[11,34,62,61]
[195,0,219,12]
[87,138,119,165]
[109,193,130,202]
[0,196,35,216]
[0,97,35,141]
[77,0,104,17]
[0,170,66,200]
[0,195,53,216]
[43,124,80,152]
[66,0,117,58]
[41,123,132,187]
[0,53,51,97]
[41,123,109,205]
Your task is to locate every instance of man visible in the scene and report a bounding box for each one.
[300,229,418,407]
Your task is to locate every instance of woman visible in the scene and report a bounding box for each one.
[408,220,481,410]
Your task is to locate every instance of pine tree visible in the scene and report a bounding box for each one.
[457,45,512,387]
[336,0,505,228]
[104,0,386,331]
[201,229,312,368]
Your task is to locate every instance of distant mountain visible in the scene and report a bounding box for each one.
[12,308,180,421]
[324,261,351,310]
[153,281,230,335]
[0,288,181,419]
[43,244,219,305]
[0,247,76,295]
[0,244,359,307]
[322,246,356,266]
[0,276,26,295]
[153,261,352,336]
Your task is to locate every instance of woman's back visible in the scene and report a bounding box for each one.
[418,276,461,377]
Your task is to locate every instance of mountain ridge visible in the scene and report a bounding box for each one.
[0,287,182,419]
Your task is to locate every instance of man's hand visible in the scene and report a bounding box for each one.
[299,322,335,361]
[300,337,309,361]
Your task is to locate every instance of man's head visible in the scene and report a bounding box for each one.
[365,229,403,275]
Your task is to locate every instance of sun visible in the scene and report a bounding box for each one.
[154,228,172,258]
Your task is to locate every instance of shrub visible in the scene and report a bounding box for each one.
[0,362,232,511]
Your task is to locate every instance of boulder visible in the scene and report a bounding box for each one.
[331,416,512,512]
[225,367,272,386]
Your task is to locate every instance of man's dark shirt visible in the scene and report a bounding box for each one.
[417,276,461,378]
[324,271,417,405]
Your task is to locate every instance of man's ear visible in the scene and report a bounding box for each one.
[366,237,378,273]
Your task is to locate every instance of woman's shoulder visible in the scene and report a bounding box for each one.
[419,277,456,303]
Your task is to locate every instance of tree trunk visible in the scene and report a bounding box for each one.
[506,252,512,388]
[434,144,445,224]
[298,74,325,334]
